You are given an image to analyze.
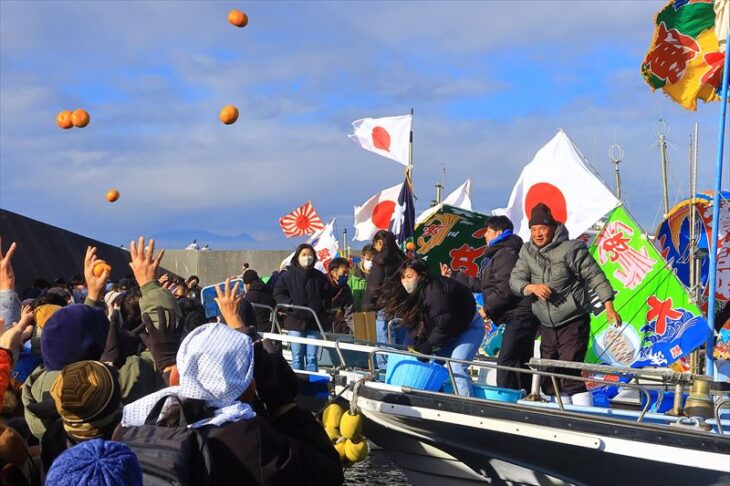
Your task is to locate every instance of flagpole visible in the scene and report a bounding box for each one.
[705,33,730,379]
[406,107,414,189]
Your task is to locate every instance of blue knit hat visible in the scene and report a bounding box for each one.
[41,304,109,371]
[46,439,142,486]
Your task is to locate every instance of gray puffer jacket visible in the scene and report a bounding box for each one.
[509,224,614,328]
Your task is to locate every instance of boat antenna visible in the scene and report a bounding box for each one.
[655,118,671,216]
[608,143,623,201]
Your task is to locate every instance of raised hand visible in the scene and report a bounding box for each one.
[140,307,182,370]
[129,236,165,287]
[84,246,110,302]
[439,263,453,278]
[0,238,17,291]
[0,317,34,362]
[214,278,244,329]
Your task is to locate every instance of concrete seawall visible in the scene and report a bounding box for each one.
[163,250,292,286]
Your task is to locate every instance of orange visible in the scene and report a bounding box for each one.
[56,111,73,129]
[228,9,248,28]
[93,261,112,278]
[219,105,239,125]
[405,242,416,251]
[71,109,90,128]
[106,189,120,203]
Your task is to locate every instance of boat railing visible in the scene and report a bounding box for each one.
[259,331,661,422]
[715,399,730,435]
[271,303,329,339]
[249,303,275,332]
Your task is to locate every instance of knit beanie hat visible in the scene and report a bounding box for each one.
[51,361,122,440]
[45,439,142,486]
[528,203,558,227]
[41,304,109,371]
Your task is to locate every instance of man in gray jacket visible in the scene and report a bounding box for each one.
[510,203,621,397]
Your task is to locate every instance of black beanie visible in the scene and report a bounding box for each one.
[529,203,558,227]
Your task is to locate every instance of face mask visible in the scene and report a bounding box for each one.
[73,288,88,303]
[299,255,314,267]
[402,279,418,294]
[363,260,373,271]
[337,275,348,285]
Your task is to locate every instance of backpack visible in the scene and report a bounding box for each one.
[113,395,216,486]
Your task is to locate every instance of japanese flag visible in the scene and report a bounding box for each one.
[495,130,619,240]
[280,220,339,273]
[348,114,412,166]
[353,182,403,241]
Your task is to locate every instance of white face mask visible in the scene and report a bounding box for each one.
[402,279,418,294]
[298,255,314,267]
[363,260,373,271]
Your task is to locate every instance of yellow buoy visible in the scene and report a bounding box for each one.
[322,403,344,429]
[339,410,363,440]
[324,426,341,443]
[334,440,347,463]
[344,438,369,463]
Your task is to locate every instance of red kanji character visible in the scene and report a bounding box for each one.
[317,248,331,262]
[701,51,724,89]
[597,221,656,289]
[422,223,443,238]
[646,296,683,336]
[644,23,700,84]
[449,244,485,277]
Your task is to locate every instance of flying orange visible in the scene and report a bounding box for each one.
[228,9,248,28]
[71,109,90,128]
[219,105,239,125]
[106,189,120,203]
[56,111,73,129]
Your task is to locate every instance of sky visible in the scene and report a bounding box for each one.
[0,1,725,250]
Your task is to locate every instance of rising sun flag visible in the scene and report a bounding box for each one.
[641,0,728,111]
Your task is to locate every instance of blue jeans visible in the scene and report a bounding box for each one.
[436,314,485,396]
[375,311,407,370]
[289,330,320,372]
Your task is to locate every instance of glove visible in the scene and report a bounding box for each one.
[253,339,298,415]
[140,307,182,370]
[100,310,124,368]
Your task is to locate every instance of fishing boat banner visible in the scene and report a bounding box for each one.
[587,206,711,368]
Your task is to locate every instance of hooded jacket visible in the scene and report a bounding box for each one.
[415,277,477,355]
[273,247,332,332]
[509,224,614,328]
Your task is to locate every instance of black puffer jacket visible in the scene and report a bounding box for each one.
[246,279,277,329]
[273,247,332,332]
[453,233,533,323]
[416,277,477,355]
[362,252,405,312]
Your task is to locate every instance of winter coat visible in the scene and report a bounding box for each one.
[21,354,164,440]
[415,277,477,355]
[347,265,369,312]
[200,406,343,486]
[362,252,404,312]
[322,278,354,333]
[453,233,533,323]
[273,249,332,332]
[509,224,614,328]
[245,280,277,329]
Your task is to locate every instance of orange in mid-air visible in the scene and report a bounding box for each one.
[71,109,90,128]
[106,189,120,203]
[219,105,239,125]
[228,9,248,28]
[405,242,416,251]
[56,111,73,129]
[92,260,112,278]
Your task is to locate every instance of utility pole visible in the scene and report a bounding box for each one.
[656,118,670,216]
[609,143,623,200]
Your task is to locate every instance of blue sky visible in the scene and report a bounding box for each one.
[0,1,723,250]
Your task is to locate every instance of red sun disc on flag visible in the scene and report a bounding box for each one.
[372,200,396,229]
[279,201,325,237]
[372,126,391,152]
[524,182,568,224]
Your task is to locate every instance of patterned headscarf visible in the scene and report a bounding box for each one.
[121,323,255,429]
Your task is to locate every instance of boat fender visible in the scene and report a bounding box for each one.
[323,402,345,429]
[339,410,364,439]
[344,438,369,463]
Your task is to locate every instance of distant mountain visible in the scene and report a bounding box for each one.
[154,229,256,250]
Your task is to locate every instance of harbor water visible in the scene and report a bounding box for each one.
[344,449,411,485]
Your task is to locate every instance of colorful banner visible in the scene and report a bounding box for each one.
[641,0,725,111]
[586,206,710,368]
[414,204,490,278]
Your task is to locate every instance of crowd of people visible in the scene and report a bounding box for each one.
[0,203,622,484]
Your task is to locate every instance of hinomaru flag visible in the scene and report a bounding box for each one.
[348,114,412,166]
[641,0,726,111]
[495,130,619,241]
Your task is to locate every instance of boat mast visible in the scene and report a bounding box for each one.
[705,33,730,378]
